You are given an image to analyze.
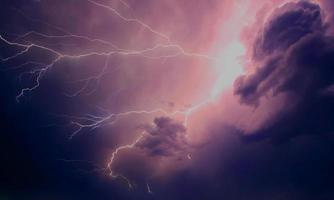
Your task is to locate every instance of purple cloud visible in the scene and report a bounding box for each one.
[234,1,334,142]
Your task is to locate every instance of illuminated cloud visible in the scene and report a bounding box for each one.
[137,117,188,157]
[234,1,334,142]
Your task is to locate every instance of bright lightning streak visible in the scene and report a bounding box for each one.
[70,108,178,139]
[86,0,215,61]
[87,0,171,42]
[106,133,145,189]
[0,29,214,101]
[15,30,121,50]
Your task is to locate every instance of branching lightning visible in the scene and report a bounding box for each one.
[0,0,236,191]
[0,30,214,102]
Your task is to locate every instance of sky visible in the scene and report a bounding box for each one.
[1,0,334,199]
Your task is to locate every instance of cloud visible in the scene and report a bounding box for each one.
[253,1,323,60]
[234,1,334,142]
[136,117,188,157]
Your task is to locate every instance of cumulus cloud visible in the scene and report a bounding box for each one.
[136,117,188,157]
[234,1,334,142]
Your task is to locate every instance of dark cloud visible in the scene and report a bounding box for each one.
[234,1,334,142]
[136,117,188,157]
[253,1,323,59]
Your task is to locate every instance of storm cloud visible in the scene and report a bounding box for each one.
[136,117,188,157]
[234,1,334,142]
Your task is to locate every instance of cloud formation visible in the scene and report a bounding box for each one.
[136,117,188,157]
[234,1,334,142]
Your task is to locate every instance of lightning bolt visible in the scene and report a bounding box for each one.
[0,31,214,102]
[106,133,144,189]
[86,0,171,43]
[68,97,214,140]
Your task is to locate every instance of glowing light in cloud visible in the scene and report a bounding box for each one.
[211,40,245,99]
